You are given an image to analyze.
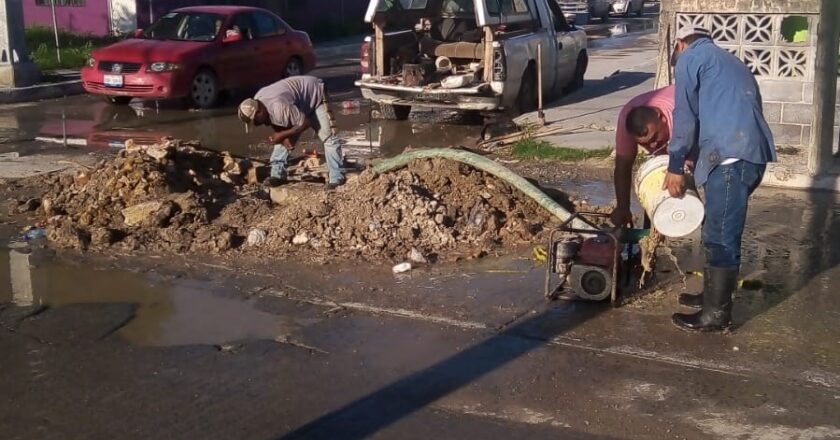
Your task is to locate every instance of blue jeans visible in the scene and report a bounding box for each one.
[270,103,345,184]
[701,160,765,269]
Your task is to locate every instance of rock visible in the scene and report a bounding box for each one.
[409,247,427,263]
[124,139,139,152]
[91,227,122,246]
[121,201,162,227]
[74,171,90,186]
[247,228,267,247]
[17,198,41,213]
[223,153,244,175]
[145,143,173,161]
[392,262,412,273]
[300,155,324,171]
[292,231,310,245]
[247,165,270,185]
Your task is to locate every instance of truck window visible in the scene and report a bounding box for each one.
[376,0,429,11]
[487,0,531,16]
[546,0,571,32]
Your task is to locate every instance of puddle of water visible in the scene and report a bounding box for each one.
[0,244,303,347]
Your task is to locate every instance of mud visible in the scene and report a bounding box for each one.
[33,141,562,263]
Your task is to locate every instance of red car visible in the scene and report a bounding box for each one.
[81,6,316,108]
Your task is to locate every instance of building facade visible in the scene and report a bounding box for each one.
[656,0,838,154]
[23,0,368,40]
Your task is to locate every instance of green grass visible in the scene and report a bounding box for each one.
[512,139,612,161]
[25,26,119,72]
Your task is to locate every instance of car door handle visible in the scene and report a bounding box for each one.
[558,41,564,51]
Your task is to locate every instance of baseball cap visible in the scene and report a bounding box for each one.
[675,25,711,40]
[238,98,259,124]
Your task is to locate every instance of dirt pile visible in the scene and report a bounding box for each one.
[39,142,559,262]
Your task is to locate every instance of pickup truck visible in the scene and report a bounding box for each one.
[356,0,588,119]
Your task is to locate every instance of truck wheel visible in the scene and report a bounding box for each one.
[380,104,411,120]
[103,96,132,105]
[636,0,645,16]
[516,66,538,114]
[565,52,588,93]
[601,9,610,22]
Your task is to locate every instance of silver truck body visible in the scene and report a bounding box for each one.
[356,0,587,115]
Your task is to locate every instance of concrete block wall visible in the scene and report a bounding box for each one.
[656,0,836,149]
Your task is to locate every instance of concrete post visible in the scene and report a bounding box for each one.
[0,0,41,88]
[808,0,840,176]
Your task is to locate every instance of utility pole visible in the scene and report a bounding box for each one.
[49,0,61,64]
[0,0,42,87]
[808,0,840,176]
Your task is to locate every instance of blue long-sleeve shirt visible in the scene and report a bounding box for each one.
[669,38,777,186]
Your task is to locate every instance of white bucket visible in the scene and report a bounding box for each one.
[634,155,704,238]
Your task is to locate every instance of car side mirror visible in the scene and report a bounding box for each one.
[565,14,577,25]
[134,28,143,38]
[223,31,242,43]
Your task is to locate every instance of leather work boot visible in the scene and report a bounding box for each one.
[678,268,708,309]
[672,267,739,332]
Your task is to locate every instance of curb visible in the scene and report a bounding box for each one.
[314,42,363,59]
[0,80,84,104]
[761,163,840,192]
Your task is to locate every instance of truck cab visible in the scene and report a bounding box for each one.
[356,0,588,119]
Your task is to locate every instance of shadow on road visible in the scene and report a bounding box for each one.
[278,301,607,439]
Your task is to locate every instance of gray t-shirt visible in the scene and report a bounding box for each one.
[254,76,325,128]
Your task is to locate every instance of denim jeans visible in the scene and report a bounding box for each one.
[701,160,765,269]
[269,103,345,184]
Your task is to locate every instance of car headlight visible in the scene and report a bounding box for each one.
[148,62,182,73]
[86,57,96,68]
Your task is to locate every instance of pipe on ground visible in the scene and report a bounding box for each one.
[371,148,598,231]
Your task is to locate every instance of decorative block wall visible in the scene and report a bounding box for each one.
[671,12,833,147]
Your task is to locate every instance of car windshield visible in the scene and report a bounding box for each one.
[142,12,225,42]
[376,0,429,12]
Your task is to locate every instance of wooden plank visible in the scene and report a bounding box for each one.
[375,23,385,76]
[484,26,494,82]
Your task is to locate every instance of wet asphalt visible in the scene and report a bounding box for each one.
[6,6,840,438]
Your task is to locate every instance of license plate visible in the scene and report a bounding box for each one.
[104,74,124,88]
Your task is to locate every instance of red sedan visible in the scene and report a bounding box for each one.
[81,6,316,109]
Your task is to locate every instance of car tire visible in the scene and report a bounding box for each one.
[284,57,304,78]
[104,96,132,105]
[516,66,538,115]
[565,51,588,93]
[380,104,411,120]
[189,69,220,109]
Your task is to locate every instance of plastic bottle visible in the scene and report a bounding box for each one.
[23,228,47,241]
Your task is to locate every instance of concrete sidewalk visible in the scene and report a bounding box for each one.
[517,32,659,151]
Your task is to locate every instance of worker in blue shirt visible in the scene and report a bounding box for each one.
[663,26,777,332]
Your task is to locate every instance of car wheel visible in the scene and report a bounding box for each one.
[189,69,220,109]
[284,57,304,78]
[380,104,411,120]
[516,66,538,114]
[104,96,132,105]
[565,51,588,93]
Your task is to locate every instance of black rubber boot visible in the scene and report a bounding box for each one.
[672,267,738,332]
[678,268,708,309]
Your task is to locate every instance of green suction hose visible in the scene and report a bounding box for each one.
[372,148,598,231]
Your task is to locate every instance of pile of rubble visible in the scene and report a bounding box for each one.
[37,141,558,263]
